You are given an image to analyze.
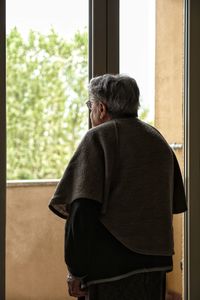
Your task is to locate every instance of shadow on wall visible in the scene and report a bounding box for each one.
[166,290,182,300]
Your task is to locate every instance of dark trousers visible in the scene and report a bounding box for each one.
[79,271,166,300]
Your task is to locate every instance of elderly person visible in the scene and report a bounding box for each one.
[49,74,187,300]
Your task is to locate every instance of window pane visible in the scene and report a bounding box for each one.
[120,0,155,124]
[6,0,88,180]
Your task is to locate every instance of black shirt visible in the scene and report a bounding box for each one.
[65,198,173,288]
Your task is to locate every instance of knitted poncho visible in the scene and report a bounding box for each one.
[49,117,187,256]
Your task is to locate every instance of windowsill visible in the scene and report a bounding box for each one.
[7,179,59,187]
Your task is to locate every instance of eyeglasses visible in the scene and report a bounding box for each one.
[86,99,109,112]
[86,100,93,110]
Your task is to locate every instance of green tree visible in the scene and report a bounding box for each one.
[7,28,88,179]
[138,106,154,126]
[7,28,153,180]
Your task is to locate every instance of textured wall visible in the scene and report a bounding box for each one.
[155,0,184,296]
[6,182,73,300]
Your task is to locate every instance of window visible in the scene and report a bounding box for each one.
[6,0,89,180]
[120,0,155,125]
[1,0,200,299]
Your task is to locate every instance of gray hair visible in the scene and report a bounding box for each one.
[88,74,140,117]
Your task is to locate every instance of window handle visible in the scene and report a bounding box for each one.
[169,143,183,150]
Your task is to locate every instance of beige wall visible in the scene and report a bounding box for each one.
[155,0,185,296]
[6,181,73,300]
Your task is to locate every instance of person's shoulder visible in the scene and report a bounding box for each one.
[82,120,117,149]
[87,120,116,138]
[138,118,167,140]
[138,119,173,154]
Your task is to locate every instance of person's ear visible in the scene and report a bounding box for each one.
[99,102,107,119]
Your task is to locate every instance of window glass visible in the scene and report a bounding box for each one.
[120,0,155,124]
[6,0,88,179]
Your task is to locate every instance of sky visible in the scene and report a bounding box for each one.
[120,0,155,120]
[6,0,88,39]
[6,0,155,120]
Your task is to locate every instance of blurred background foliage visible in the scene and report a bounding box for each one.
[7,28,88,179]
[7,28,153,180]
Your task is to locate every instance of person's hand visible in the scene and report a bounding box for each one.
[67,273,88,298]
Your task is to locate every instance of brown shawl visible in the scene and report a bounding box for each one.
[49,117,187,256]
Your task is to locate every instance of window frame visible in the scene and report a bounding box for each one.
[0,0,6,298]
[184,1,200,299]
[89,0,119,124]
[89,0,119,78]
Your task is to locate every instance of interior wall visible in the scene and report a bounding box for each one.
[6,182,74,300]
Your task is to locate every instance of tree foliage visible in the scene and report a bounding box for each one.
[7,28,153,180]
[7,28,88,179]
